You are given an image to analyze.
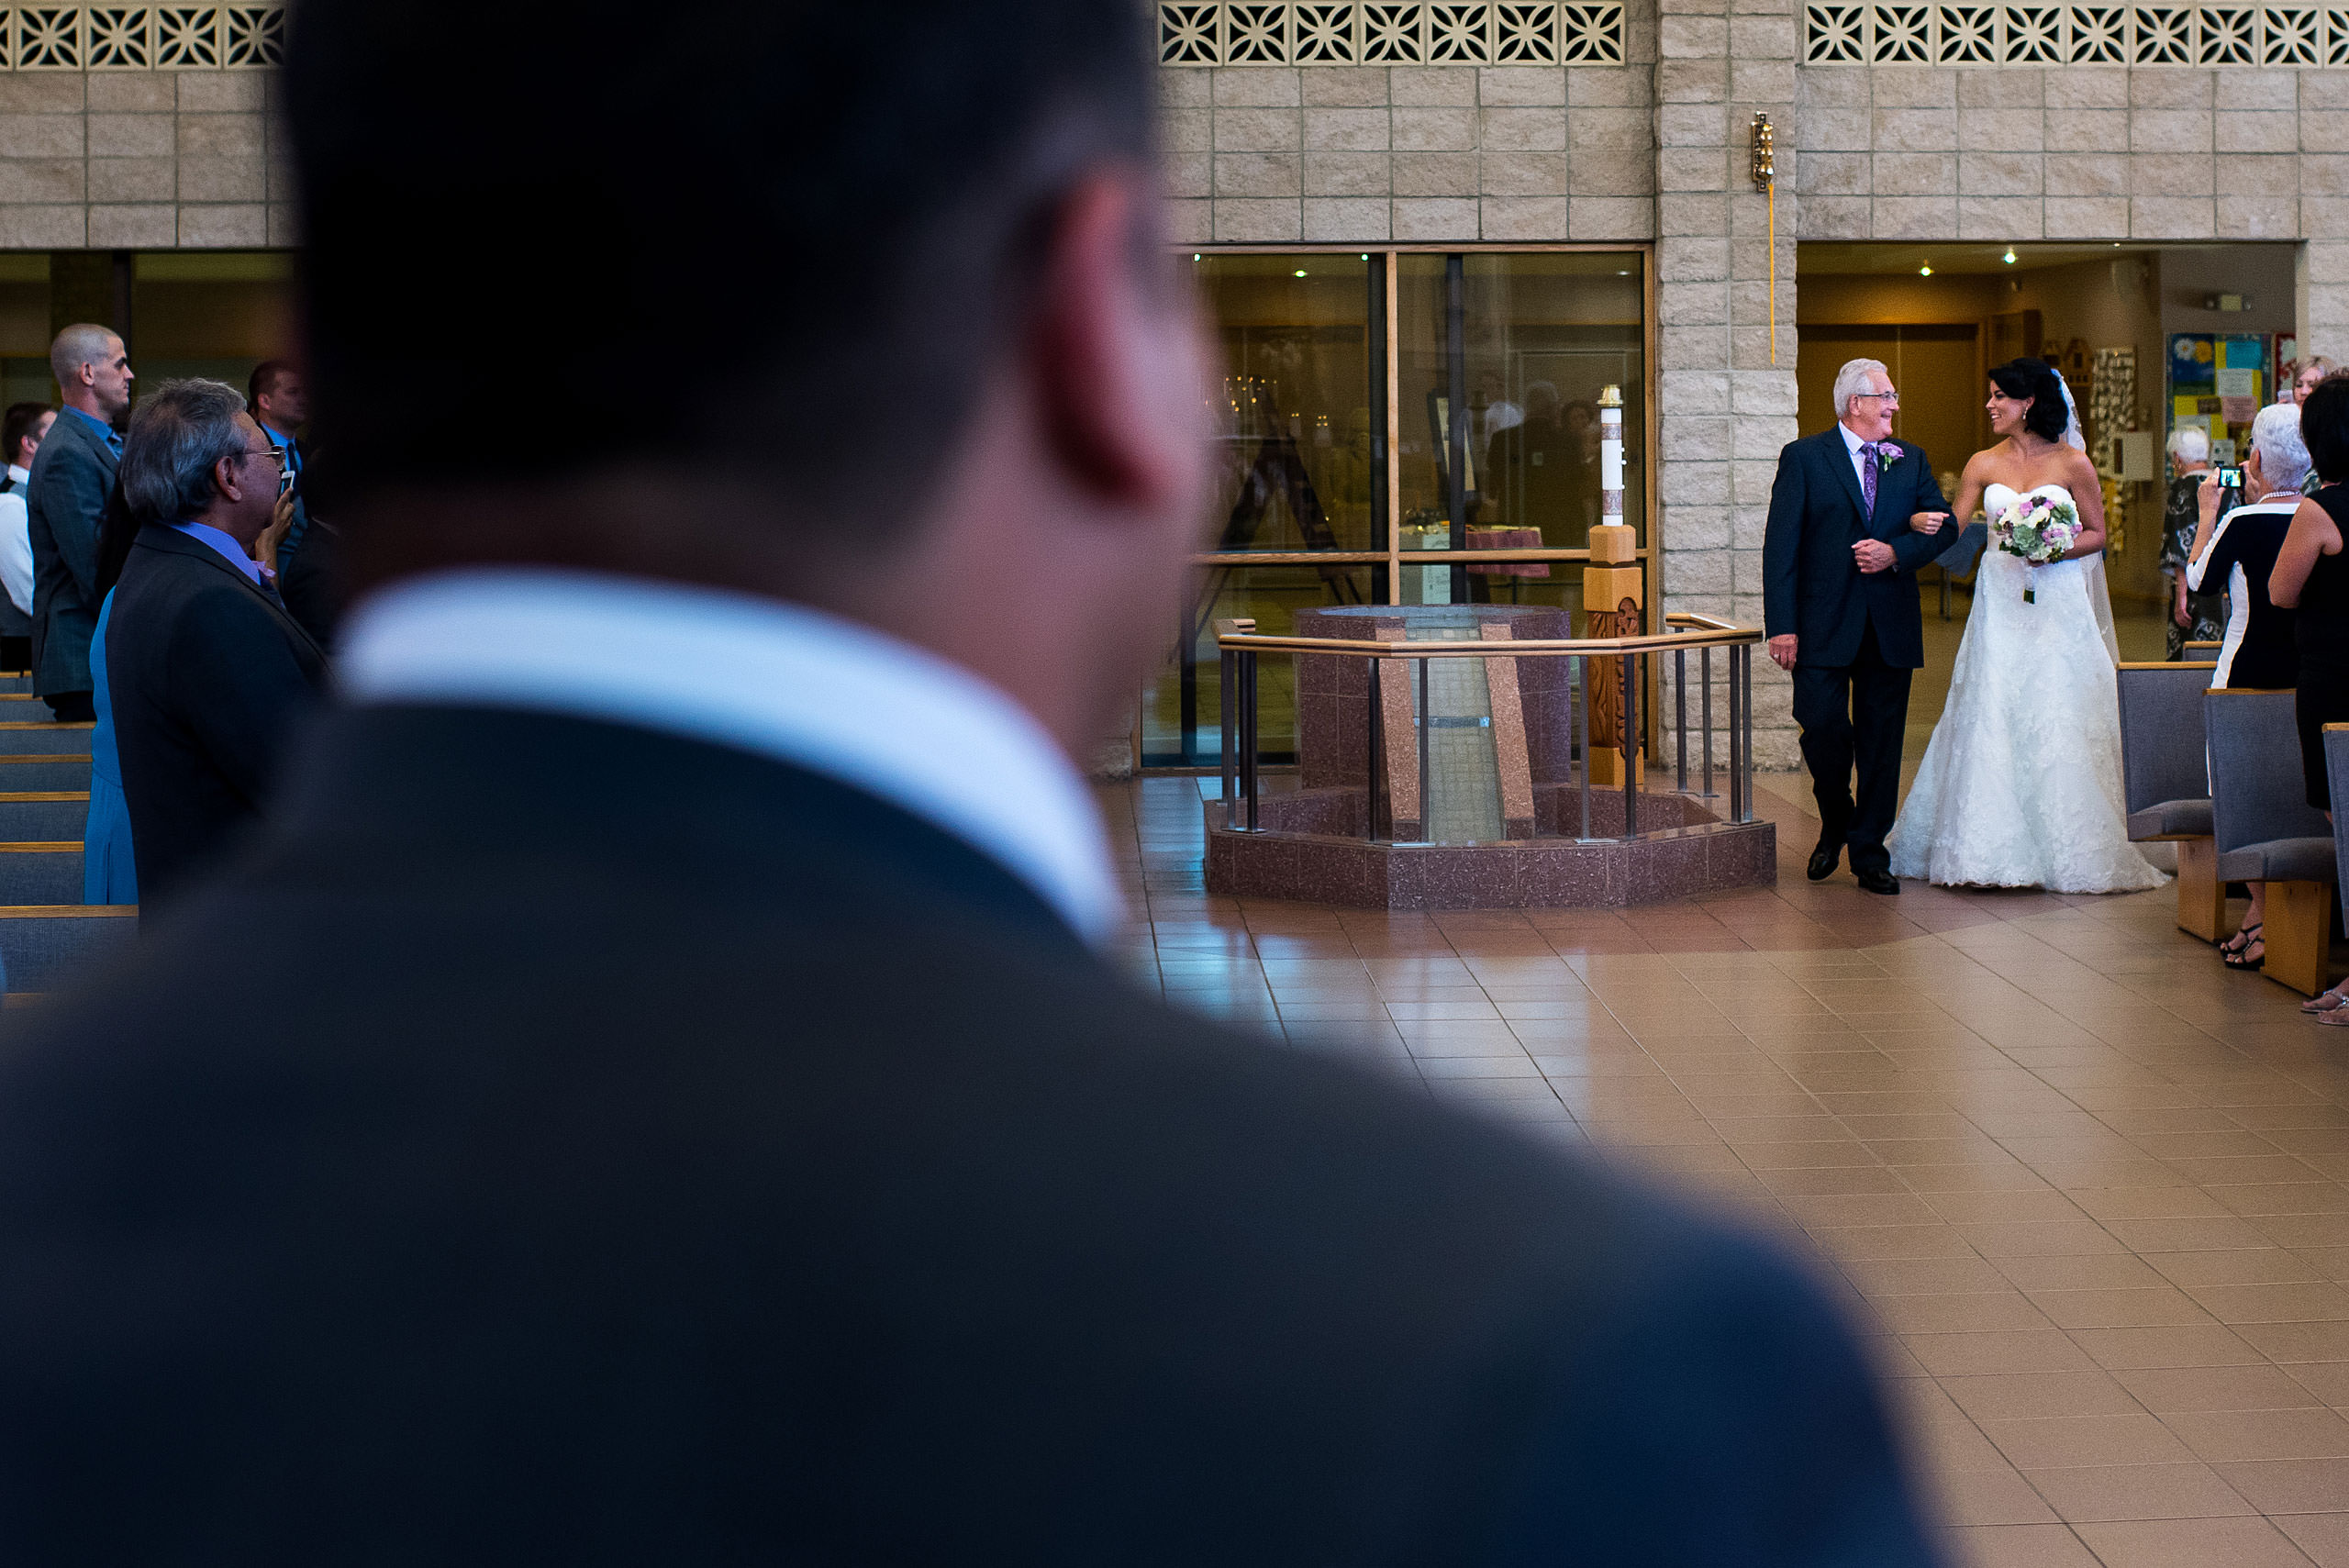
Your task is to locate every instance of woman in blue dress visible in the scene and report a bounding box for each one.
[82,585,136,905]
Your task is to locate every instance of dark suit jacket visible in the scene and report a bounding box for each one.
[1762,428,1953,669]
[278,515,346,649]
[106,525,328,907]
[24,408,118,697]
[0,701,1939,1564]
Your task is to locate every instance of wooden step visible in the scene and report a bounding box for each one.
[0,843,86,905]
[0,724,91,757]
[0,794,91,842]
[0,904,135,995]
[0,757,91,792]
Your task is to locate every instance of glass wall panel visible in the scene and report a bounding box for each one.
[1397,252,1645,604]
[1194,253,1380,554]
[1141,565,1375,769]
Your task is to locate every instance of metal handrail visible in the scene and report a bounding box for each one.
[1213,612,1762,845]
[1210,610,1759,657]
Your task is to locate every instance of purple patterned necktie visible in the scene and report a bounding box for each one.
[1858,442,1879,517]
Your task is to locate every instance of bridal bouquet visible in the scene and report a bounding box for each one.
[1990,492,2079,604]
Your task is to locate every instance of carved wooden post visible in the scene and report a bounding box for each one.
[1582,384,1642,786]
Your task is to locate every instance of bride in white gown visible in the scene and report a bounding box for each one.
[1886,359,2165,894]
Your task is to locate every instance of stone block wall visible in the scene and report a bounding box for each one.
[1159,8,1660,247]
[0,69,292,249]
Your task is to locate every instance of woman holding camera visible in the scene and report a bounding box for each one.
[2189,403,2309,971]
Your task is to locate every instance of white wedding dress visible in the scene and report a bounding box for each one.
[1886,483,2165,894]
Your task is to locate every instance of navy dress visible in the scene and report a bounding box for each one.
[2189,500,2299,691]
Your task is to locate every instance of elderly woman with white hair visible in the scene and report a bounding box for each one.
[2161,425,2225,660]
[2188,401,2311,973]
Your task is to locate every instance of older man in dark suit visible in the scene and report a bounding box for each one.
[106,378,326,909]
[24,324,133,723]
[1763,359,1954,895]
[0,3,1938,1563]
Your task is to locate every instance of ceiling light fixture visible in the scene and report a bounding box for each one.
[2002,247,2017,264]
[1919,263,1932,276]
[1294,269,1308,278]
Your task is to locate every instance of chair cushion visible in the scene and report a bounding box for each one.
[2128,799,2212,840]
[2216,836,2340,884]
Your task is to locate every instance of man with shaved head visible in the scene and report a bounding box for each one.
[25,323,133,722]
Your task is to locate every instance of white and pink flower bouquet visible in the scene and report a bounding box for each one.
[1990,491,2079,603]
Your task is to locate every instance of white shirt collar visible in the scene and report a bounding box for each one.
[335,568,1123,945]
[6,465,25,484]
[1838,421,1873,454]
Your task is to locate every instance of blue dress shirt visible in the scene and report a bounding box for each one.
[61,405,120,457]
[169,520,267,587]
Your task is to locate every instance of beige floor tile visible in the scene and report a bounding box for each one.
[2115,1365,2325,1414]
[2212,1457,2349,1513]
[1940,1371,2143,1422]
[2020,1462,2257,1523]
[2275,1512,2349,1567]
[2071,1515,2318,1567]
[1876,1292,2059,1335]
[2237,1322,2349,1364]
[2068,1325,2266,1371]
[1939,1522,2102,1567]
[1936,1467,2063,1526]
[2164,1407,2349,1463]
[1981,1414,2198,1470]
[1906,1330,2103,1377]
[2284,1362,2349,1407]
[2185,1283,2349,1325]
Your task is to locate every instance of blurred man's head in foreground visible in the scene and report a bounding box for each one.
[286,0,1213,747]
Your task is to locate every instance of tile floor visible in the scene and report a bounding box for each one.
[1100,768,2349,1568]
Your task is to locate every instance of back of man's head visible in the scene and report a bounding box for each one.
[2,402,48,468]
[118,379,248,530]
[287,0,1154,536]
[50,324,116,391]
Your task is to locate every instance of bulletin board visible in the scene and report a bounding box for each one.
[2167,333,2274,464]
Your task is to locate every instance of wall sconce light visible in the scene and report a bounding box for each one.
[1752,115,1776,365]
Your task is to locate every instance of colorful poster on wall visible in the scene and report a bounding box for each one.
[2167,333,2271,463]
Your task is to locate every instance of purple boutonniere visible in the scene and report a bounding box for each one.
[1876,445,1902,473]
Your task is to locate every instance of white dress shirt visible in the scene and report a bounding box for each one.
[336,568,1123,944]
[0,463,32,615]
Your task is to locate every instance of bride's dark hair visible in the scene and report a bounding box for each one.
[1987,358,2072,442]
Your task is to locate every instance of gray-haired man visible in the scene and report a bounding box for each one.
[1762,358,1954,894]
[106,378,326,909]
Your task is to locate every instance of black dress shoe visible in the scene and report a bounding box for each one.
[1807,840,1842,882]
[1854,867,1901,895]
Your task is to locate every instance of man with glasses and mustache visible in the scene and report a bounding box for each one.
[1764,359,1954,895]
[103,377,325,910]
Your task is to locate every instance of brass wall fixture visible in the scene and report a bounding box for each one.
[1752,114,1778,364]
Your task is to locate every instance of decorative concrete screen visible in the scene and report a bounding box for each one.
[1802,3,2349,64]
[1159,2,1626,64]
[0,7,284,70]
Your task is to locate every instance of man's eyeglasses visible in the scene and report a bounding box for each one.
[1851,390,1900,405]
[238,444,286,471]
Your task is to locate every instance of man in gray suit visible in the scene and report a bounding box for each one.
[26,324,133,722]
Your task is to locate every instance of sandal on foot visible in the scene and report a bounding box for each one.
[2304,987,2349,1014]
[2223,924,2265,969]
[2317,1005,2349,1028]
